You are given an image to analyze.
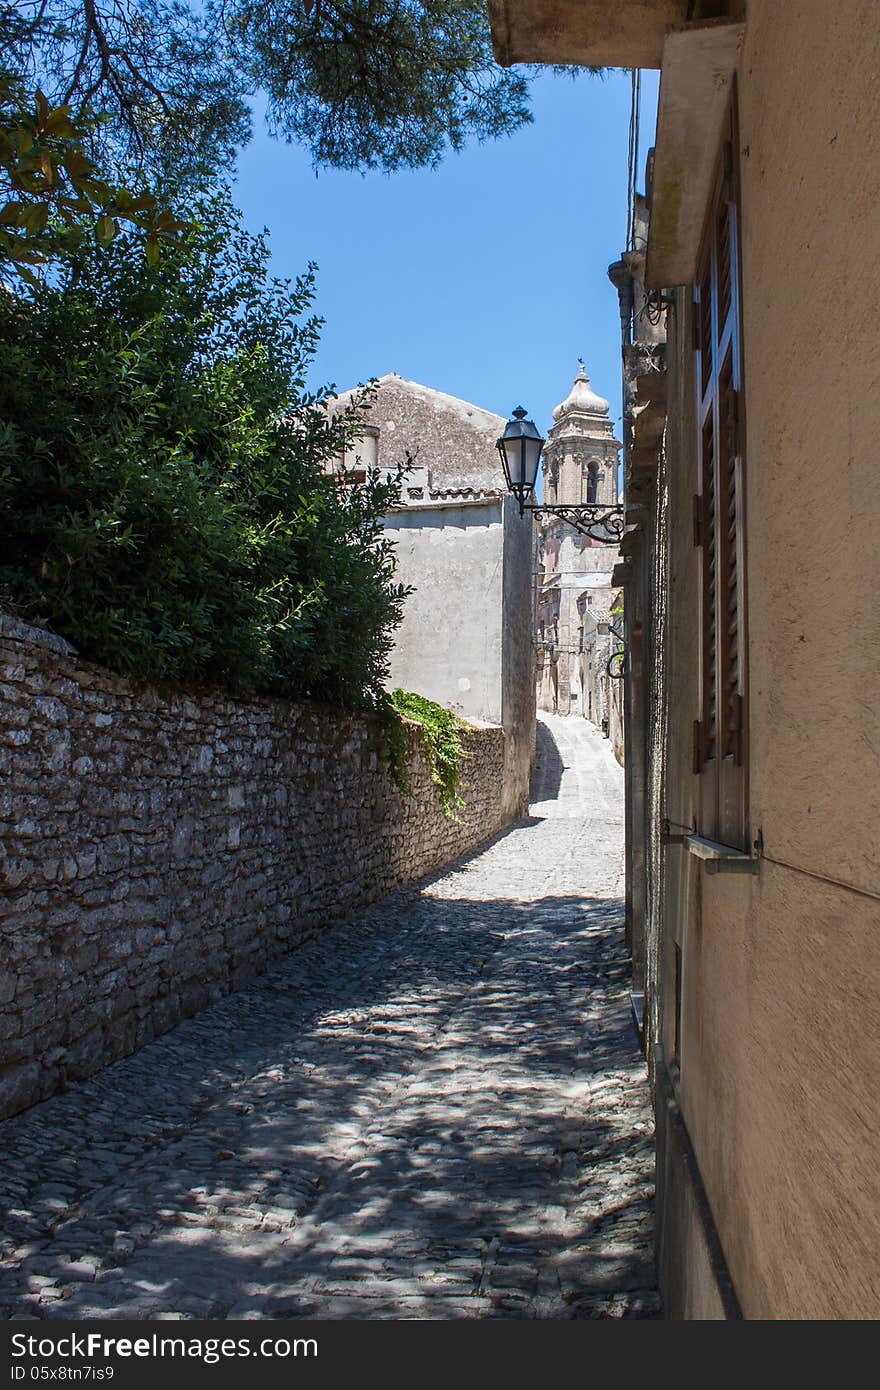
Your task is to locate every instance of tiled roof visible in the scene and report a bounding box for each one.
[429,486,504,500]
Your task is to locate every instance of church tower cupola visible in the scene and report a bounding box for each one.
[542,361,621,507]
[552,362,611,422]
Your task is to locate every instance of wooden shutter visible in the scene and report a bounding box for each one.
[718,355,742,764]
[693,103,748,847]
[699,408,717,767]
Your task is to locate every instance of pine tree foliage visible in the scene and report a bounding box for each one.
[236,0,532,171]
[1,0,538,176]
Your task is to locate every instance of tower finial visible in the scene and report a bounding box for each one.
[552,361,609,420]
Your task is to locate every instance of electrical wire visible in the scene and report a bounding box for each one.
[625,67,642,252]
[759,853,880,906]
[664,823,880,903]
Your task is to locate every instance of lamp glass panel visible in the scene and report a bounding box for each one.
[498,442,514,491]
[505,439,527,488]
[522,436,543,491]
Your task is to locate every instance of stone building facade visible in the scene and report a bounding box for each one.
[330,374,537,810]
[578,591,625,762]
[535,365,621,737]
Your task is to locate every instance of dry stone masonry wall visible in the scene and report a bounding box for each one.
[0,615,521,1119]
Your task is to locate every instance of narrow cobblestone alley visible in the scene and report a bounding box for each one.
[0,715,658,1321]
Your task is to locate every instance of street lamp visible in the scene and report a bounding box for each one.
[496,405,625,544]
[496,407,545,516]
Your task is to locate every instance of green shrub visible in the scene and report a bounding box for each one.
[0,187,409,708]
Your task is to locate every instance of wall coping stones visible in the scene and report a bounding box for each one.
[0,613,77,658]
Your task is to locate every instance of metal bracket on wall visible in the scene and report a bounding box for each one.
[526,503,625,544]
[685,834,759,874]
[606,648,625,680]
[662,817,692,845]
[605,614,626,680]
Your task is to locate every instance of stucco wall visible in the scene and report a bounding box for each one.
[658,0,880,1319]
[383,499,505,723]
[383,495,534,816]
[501,496,538,809]
[0,616,520,1121]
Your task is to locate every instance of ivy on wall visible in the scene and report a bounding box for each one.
[380,689,466,818]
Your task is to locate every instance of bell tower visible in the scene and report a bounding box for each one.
[536,362,621,719]
[542,361,619,506]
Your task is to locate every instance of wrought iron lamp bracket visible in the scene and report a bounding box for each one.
[606,648,625,680]
[522,502,625,545]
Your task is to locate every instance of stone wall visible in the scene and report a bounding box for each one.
[0,615,522,1120]
[332,373,506,493]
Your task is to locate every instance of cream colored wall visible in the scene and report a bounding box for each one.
[741,0,880,894]
[665,0,880,1320]
[686,869,880,1319]
[384,501,505,723]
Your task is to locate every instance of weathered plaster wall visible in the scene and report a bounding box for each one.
[579,612,619,742]
[0,616,519,1121]
[501,496,538,809]
[383,495,535,816]
[332,374,535,814]
[383,499,505,724]
[658,0,880,1319]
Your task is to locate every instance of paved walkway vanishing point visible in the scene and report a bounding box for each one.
[0,714,659,1320]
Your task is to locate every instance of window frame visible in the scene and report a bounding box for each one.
[692,95,750,851]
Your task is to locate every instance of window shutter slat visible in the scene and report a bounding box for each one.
[695,102,747,826]
[701,411,717,765]
[698,270,712,396]
[717,358,741,764]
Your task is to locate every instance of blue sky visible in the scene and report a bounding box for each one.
[233,67,659,444]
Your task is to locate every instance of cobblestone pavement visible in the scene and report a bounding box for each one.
[0,714,659,1320]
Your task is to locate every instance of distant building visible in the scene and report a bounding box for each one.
[536,364,622,744]
[329,373,536,819]
[578,588,625,762]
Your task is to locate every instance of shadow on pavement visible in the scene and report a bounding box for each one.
[0,889,657,1321]
[530,720,566,803]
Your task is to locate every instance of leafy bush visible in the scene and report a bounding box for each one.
[381,689,466,817]
[0,187,409,708]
